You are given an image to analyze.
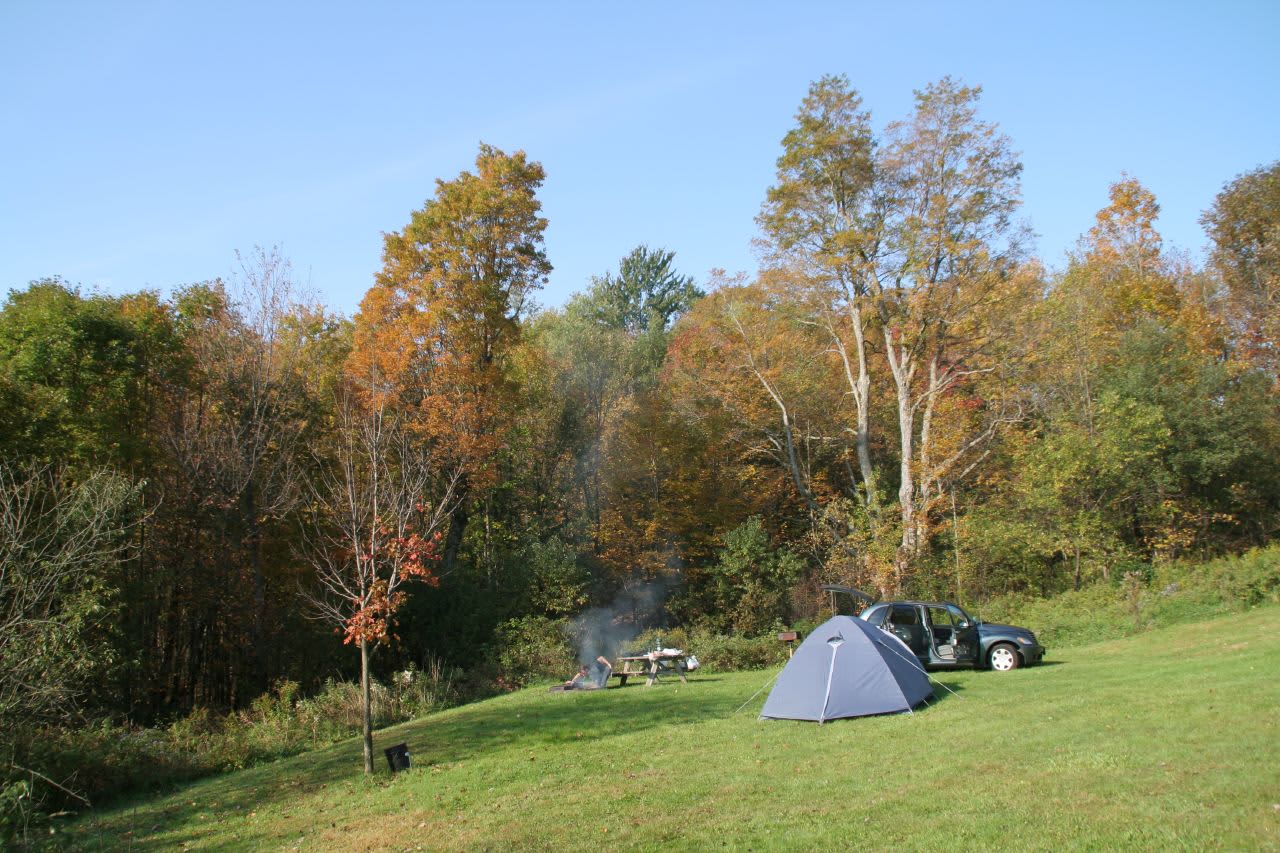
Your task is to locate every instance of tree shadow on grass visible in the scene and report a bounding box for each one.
[63,672,763,850]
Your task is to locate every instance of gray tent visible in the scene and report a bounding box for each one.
[760,615,932,723]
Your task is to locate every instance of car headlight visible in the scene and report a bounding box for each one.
[1017,636,1035,645]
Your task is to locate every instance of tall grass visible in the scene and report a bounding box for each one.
[977,545,1280,647]
[3,656,461,836]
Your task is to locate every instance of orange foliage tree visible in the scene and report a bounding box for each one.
[666,273,847,520]
[1201,162,1280,378]
[349,144,550,573]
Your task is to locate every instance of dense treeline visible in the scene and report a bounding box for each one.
[2,76,1278,766]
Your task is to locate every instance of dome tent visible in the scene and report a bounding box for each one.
[761,615,932,723]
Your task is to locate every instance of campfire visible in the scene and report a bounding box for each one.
[549,655,612,692]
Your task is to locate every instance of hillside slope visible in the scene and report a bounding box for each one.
[67,607,1280,851]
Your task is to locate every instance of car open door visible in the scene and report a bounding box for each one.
[885,604,928,660]
[926,605,979,665]
[946,604,981,664]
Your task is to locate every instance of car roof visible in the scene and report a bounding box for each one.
[877,600,963,608]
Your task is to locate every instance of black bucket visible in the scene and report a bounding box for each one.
[384,742,411,772]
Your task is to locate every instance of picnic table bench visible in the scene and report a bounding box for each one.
[613,652,689,687]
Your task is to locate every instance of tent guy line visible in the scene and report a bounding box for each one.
[735,669,784,714]
[872,633,966,702]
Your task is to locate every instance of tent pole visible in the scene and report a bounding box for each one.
[819,642,842,723]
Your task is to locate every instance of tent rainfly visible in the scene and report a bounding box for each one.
[760,615,932,723]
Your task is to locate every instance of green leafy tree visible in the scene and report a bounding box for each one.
[566,244,701,390]
[521,536,590,617]
[0,465,141,727]
[0,280,180,469]
[710,516,803,635]
[969,392,1169,593]
[581,245,702,336]
[758,74,882,513]
[1201,161,1280,378]
[1098,321,1280,554]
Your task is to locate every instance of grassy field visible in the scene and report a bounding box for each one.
[64,608,1279,851]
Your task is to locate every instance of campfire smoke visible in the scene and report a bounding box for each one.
[568,577,675,664]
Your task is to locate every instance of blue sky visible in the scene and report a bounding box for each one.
[2,2,1277,316]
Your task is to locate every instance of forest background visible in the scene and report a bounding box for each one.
[2,67,1279,818]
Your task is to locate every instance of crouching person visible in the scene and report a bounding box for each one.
[563,663,591,690]
[552,656,613,692]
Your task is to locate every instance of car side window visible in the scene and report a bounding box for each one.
[864,605,888,626]
[947,604,971,626]
[890,605,917,626]
[927,606,953,628]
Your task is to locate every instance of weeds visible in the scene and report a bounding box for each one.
[1,656,462,831]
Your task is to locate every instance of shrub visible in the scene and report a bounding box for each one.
[628,624,792,673]
[683,627,788,672]
[630,627,691,655]
[0,779,37,849]
[977,545,1280,648]
[489,616,576,688]
[294,660,461,735]
[523,536,590,616]
[624,624,793,673]
[580,623,791,674]
[381,657,461,721]
[1,664,465,826]
[709,517,803,635]
[1147,546,1280,619]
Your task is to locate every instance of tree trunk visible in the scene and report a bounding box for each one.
[778,403,820,515]
[360,638,373,775]
[951,486,962,601]
[895,378,917,593]
[849,303,878,513]
[242,486,267,695]
[883,325,919,595]
[830,304,879,514]
[442,485,470,575]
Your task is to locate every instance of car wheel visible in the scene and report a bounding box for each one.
[988,643,1021,672]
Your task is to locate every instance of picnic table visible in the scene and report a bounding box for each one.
[612,651,689,687]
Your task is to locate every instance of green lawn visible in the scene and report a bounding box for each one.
[65,608,1280,851]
